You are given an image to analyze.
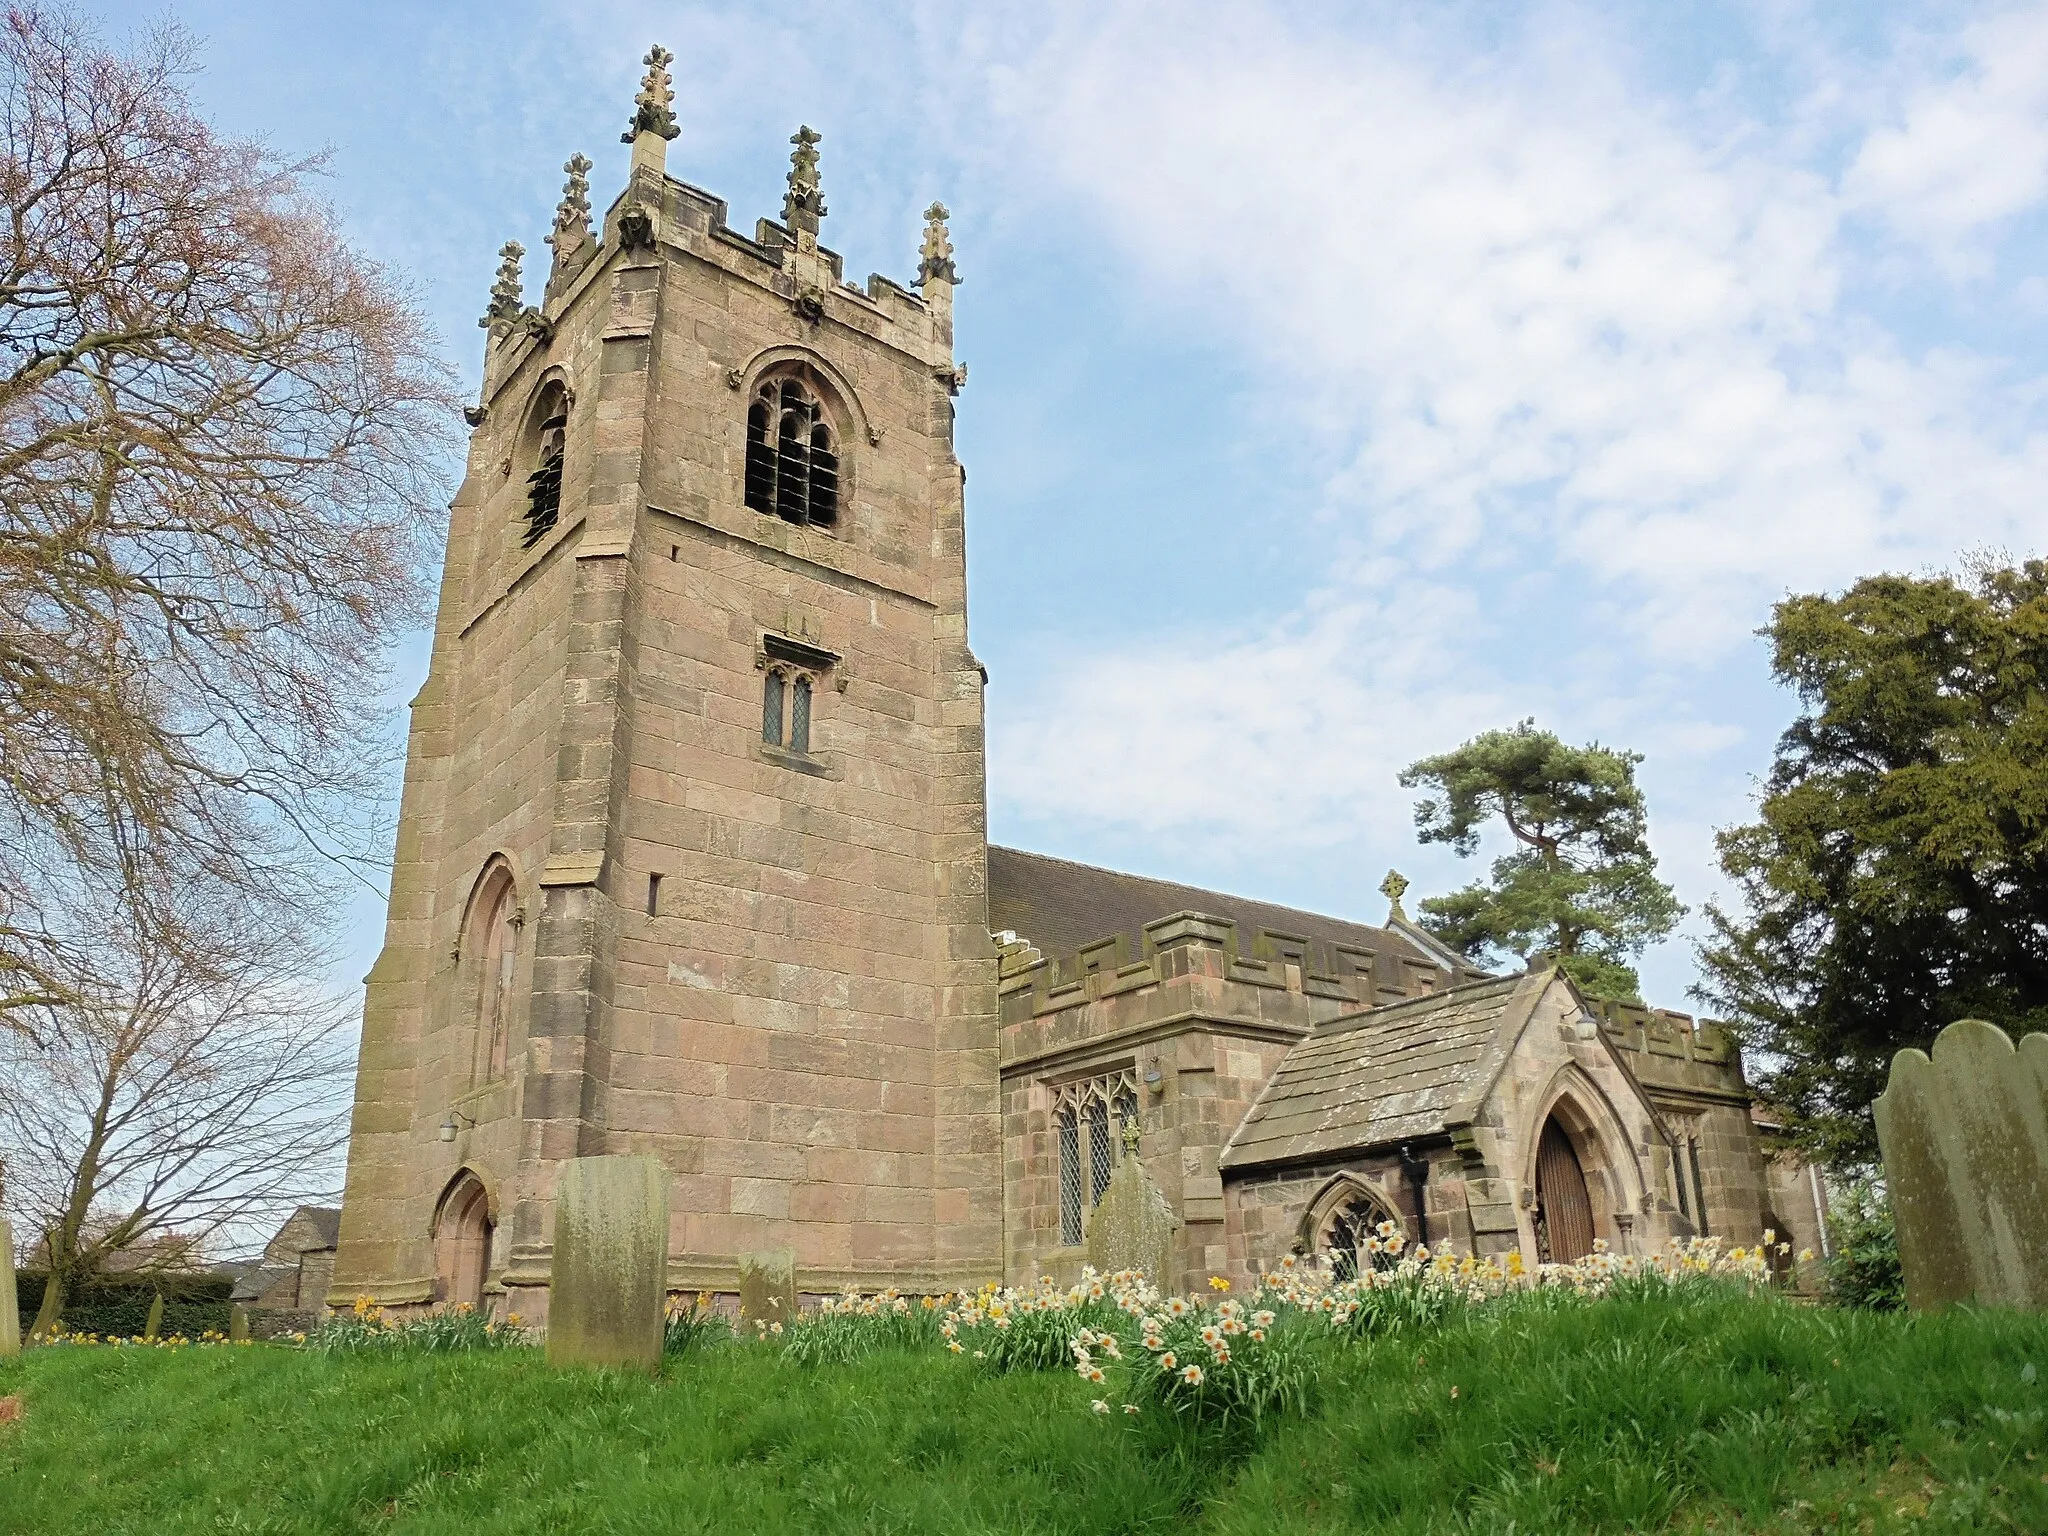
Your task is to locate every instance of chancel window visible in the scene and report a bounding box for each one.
[745,376,839,528]
[761,667,818,754]
[1052,1070,1139,1247]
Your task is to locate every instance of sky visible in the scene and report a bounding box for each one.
[106,0,2048,1011]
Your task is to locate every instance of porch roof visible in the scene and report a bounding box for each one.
[1219,970,1550,1171]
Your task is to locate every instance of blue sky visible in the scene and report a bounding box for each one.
[111,0,2048,1010]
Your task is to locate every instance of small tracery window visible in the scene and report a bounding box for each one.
[1322,1194,1403,1280]
[522,383,568,548]
[761,666,817,753]
[1052,1070,1139,1247]
[745,376,839,528]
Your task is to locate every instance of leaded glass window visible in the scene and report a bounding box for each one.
[1051,1070,1141,1246]
[790,676,812,753]
[762,670,785,746]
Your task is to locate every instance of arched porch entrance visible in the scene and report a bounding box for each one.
[433,1171,493,1309]
[1534,1114,1597,1264]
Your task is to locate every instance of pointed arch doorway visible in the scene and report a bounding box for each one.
[1534,1115,1596,1264]
[434,1172,493,1309]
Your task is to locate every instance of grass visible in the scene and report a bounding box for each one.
[2,1292,2044,1534]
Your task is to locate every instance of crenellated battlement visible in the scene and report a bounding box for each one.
[997,909,1445,1026]
[1583,994,1748,1100]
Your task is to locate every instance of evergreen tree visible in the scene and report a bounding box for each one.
[1399,722,1683,999]
[1696,559,2048,1168]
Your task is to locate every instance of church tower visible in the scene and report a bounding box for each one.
[331,48,1001,1315]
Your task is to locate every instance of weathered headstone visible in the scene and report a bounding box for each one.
[547,1155,668,1371]
[1874,1019,2048,1310]
[228,1305,250,1342]
[1086,1124,1181,1287]
[142,1292,164,1341]
[737,1248,797,1335]
[0,1217,18,1358]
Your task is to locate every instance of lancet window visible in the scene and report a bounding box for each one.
[745,376,839,528]
[1052,1070,1139,1247]
[473,876,518,1083]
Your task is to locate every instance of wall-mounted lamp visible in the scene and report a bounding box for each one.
[438,1108,478,1143]
[1143,1059,1165,1095]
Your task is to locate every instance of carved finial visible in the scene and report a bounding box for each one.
[623,45,679,144]
[1121,1119,1142,1155]
[916,201,958,286]
[479,241,524,334]
[1380,869,1411,924]
[546,154,595,280]
[783,125,825,237]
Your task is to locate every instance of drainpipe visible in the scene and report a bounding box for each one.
[1399,1144,1430,1248]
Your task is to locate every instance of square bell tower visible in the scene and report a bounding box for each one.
[332,46,1000,1314]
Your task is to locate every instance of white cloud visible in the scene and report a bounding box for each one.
[1846,5,2048,246]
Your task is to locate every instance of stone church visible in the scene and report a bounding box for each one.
[329,49,1776,1319]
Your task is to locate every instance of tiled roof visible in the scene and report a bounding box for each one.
[1220,972,1545,1171]
[987,845,1446,971]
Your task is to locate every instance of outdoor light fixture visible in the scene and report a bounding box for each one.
[438,1108,478,1143]
[1144,1058,1164,1094]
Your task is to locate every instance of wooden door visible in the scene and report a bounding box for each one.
[1536,1117,1596,1264]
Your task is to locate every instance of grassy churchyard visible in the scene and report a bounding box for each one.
[3,1261,2045,1535]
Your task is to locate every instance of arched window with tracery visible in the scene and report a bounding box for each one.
[1321,1191,1404,1279]
[521,381,568,548]
[1051,1070,1139,1247]
[745,375,839,528]
[473,874,518,1083]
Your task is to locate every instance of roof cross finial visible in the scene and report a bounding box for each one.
[623,45,679,144]
[783,125,825,238]
[479,240,524,335]
[916,201,957,287]
[1380,869,1411,924]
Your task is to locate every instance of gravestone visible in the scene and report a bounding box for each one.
[737,1249,797,1334]
[142,1292,164,1341]
[228,1305,250,1342]
[1086,1124,1182,1287]
[0,1217,17,1358]
[1874,1019,2048,1310]
[547,1155,668,1371]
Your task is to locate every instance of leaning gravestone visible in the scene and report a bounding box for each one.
[0,1216,18,1358]
[1086,1124,1182,1287]
[737,1249,797,1335]
[1874,1019,2048,1310]
[547,1155,669,1371]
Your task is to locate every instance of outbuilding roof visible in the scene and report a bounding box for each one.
[1219,970,1549,1171]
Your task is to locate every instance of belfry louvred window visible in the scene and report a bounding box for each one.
[745,377,839,527]
[523,397,568,548]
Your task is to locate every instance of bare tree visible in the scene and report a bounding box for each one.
[0,6,457,1023]
[0,884,354,1338]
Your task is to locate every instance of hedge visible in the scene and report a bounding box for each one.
[14,1271,235,1339]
